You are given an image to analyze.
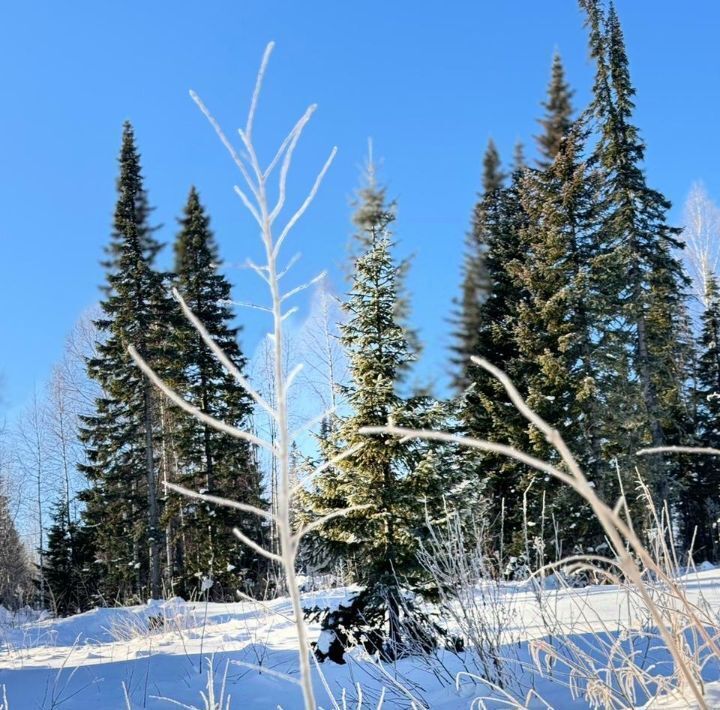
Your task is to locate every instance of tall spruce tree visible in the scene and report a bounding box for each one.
[581,0,690,509]
[170,187,266,599]
[461,169,533,557]
[536,51,575,168]
[513,122,608,552]
[79,122,171,601]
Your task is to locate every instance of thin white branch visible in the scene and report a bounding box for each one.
[190,90,259,201]
[232,526,282,564]
[264,110,314,181]
[172,288,276,420]
[245,259,271,284]
[233,185,263,225]
[290,404,337,442]
[245,41,275,141]
[164,482,278,525]
[232,301,274,314]
[291,442,365,495]
[277,252,302,280]
[637,445,720,457]
[282,270,328,303]
[273,147,338,258]
[269,105,317,224]
[285,363,304,390]
[127,345,277,454]
[294,504,371,546]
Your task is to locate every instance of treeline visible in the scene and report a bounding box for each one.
[2,0,719,618]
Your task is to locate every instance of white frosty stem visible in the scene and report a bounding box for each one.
[129,42,345,710]
[171,287,276,420]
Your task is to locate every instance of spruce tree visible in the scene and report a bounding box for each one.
[451,139,505,391]
[45,499,96,614]
[170,186,266,599]
[536,51,575,168]
[461,170,533,556]
[685,272,720,560]
[305,171,453,655]
[581,0,690,509]
[79,122,171,601]
[513,122,608,552]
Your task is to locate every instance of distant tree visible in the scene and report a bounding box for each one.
[169,186,266,599]
[535,51,575,168]
[0,469,33,609]
[451,139,506,392]
[681,183,720,308]
[79,122,172,601]
[45,499,96,615]
[581,0,691,508]
[683,272,720,560]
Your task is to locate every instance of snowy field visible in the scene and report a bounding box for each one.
[2,569,720,709]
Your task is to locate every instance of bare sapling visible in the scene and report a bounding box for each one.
[127,43,368,710]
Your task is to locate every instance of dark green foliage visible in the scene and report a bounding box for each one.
[513,123,607,551]
[451,139,506,392]
[78,122,172,602]
[168,187,266,599]
[581,0,691,511]
[45,501,97,615]
[683,273,720,560]
[460,171,533,553]
[536,51,575,168]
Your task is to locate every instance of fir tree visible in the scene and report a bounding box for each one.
[536,51,575,168]
[305,170,453,655]
[513,122,608,551]
[685,272,720,560]
[581,0,691,508]
[451,139,506,391]
[79,122,172,601]
[170,186,266,599]
[45,499,96,615]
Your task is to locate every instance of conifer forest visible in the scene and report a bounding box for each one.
[2,2,720,708]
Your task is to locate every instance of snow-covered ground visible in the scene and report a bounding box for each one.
[2,570,720,708]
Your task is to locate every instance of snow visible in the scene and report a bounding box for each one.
[0,572,719,708]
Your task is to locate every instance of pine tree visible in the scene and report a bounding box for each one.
[685,272,720,560]
[536,51,575,168]
[581,0,691,509]
[170,186,266,599]
[79,122,172,601]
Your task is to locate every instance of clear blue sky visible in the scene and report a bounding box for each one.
[2,1,719,418]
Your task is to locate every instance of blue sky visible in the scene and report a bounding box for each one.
[2,1,719,419]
